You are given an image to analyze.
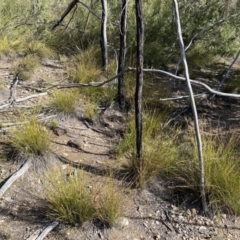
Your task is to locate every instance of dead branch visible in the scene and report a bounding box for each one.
[8,75,19,103]
[51,0,79,30]
[35,221,59,240]
[78,0,119,26]
[0,92,48,110]
[217,50,240,91]
[160,93,207,101]
[0,159,32,198]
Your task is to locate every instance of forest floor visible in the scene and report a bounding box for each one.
[0,54,240,240]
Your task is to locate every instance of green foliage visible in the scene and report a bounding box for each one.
[9,118,51,156]
[51,89,79,114]
[44,168,124,226]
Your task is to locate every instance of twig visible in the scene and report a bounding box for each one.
[160,93,207,101]
[0,92,48,110]
[77,0,119,26]
[0,159,31,198]
[8,75,19,103]
[36,221,59,240]
[210,49,240,99]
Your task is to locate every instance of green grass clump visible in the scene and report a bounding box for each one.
[51,89,79,114]
[44,168,124,227]
[13,55,39,79]
[94,178,123,227]
[118,111,180,186]
[9,118,51,156]
[45,168,95,225]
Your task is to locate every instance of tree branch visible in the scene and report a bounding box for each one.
[51,0,79,30]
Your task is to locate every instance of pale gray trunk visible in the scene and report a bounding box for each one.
[101,0,108,71]
[173,0,208,213]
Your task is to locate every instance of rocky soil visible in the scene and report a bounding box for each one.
[0,55,240,240]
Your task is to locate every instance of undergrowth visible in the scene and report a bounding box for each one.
[118,113,240,214]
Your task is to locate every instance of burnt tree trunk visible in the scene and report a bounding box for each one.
[135,0,144,177]
[100,0,108,71]
[117,0,129,110]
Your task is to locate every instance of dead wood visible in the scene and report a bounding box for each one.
[35,221,59,240]
[51,0,79,30]
[0,159,32,198]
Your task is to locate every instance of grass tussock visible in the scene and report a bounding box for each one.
[94,177,124,227]
[51,89,79,114]
[9,118,51,157]
[44,168,124,227]
[12,55,39,79]
[21,40,55,59]
[71,47,101,84]
[45,168,95,225]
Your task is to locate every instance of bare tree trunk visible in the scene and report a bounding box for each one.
[135,0,144,181]
[100,0,108,71]
[173,0,208,213]
[118,0,129,110]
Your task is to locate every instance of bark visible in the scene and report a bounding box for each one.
[117,0,129,110]
[173,0,208,213]
[100,0,108,71]
[135,0,144,173]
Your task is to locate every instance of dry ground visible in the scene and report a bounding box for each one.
[0,54,240,240]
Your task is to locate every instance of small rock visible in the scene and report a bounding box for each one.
[114,217,129,229]
[199,226,207,234]
[191,208,197,215]
[171,205,179,211]
[221,214,227,219]
[186,209,191,216]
